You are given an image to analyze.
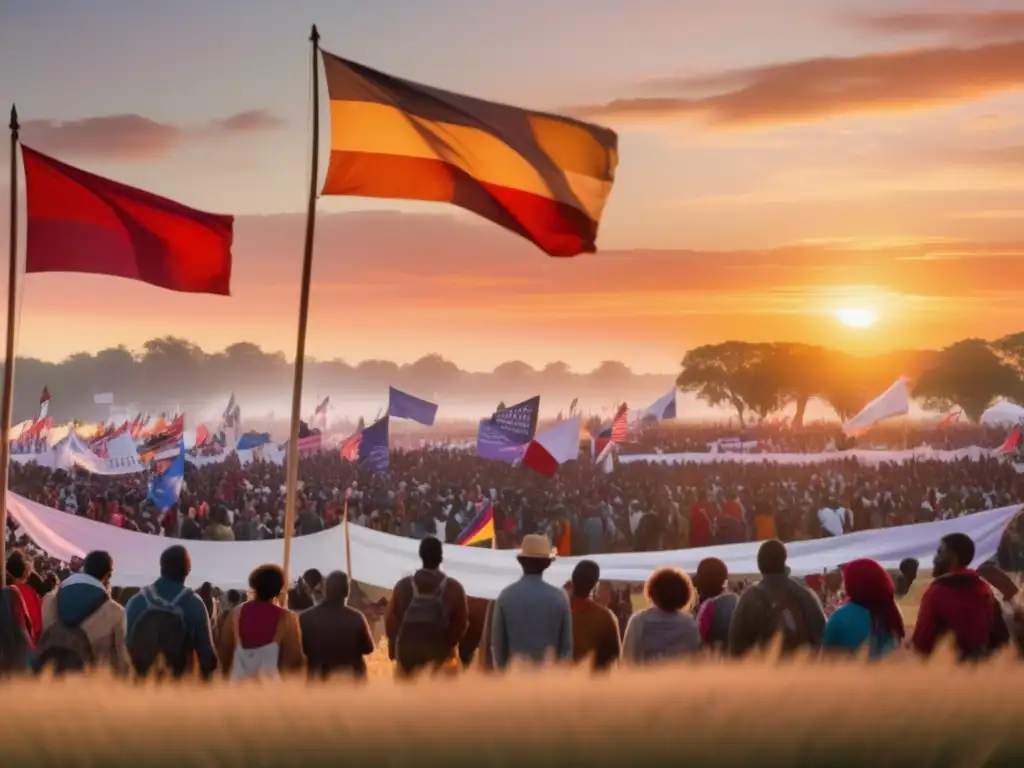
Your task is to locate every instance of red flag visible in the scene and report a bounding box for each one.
[938,409,962,427]
[21,145,233,295]
[339,432,361,462]
[997,427,1021,455]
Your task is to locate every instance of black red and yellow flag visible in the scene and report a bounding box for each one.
[320,52,618,257]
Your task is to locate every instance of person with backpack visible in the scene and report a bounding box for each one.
[385,536,469,677]
[693,558,740,651]
[727,539,827,657]
[125,545,218,680]
[34,550,129,675]
[217,564,305,680]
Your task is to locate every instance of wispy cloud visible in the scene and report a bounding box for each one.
[847,11,1024,43]
[20,109,286,161]
[571,41,1024,129]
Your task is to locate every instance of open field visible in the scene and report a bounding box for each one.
[3,649,1023,767]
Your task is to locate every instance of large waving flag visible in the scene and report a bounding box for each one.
[319,51,618,257]
[388,387,438,426]
[490,396,540,444]
[147,440,185,511]
[522,415,581,476]
[476,419,528,463]
[456,500,495,547]
[843,378,910,437]
[358,416,390,473]
[21,146,233,295]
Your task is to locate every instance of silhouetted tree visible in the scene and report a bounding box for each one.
[912,339,1022,422]
[677,342,761,424]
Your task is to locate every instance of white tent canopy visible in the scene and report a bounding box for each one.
[7,493,1020,598]
[980,400,1024,426]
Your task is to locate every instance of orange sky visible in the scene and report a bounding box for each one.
[2,2,1024,372]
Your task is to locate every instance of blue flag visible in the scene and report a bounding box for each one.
[358,415,390,473]
[388,387,438,426]
[476,419,528,463]
[491,395,540,443]
[147,439,185,511]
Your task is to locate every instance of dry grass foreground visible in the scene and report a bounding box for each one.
[3,643,1024,767]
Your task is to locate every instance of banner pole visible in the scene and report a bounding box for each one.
[282,26,321,590]
[0,105,21,588]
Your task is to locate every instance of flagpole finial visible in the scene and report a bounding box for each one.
[310,24,319,43]
[9,104,18,135]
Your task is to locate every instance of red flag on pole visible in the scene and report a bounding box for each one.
[21,145,233,295]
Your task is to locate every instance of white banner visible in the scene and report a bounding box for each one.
[64,433,144,475]
[620,445,994,467]
[6,491,1019,596]
[93,392,114,405]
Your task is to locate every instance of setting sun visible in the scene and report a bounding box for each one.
[836,308,878,329]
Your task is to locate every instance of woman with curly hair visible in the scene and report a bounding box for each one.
[622,567,700,664]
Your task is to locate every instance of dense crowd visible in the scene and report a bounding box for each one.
[9,445,1024,563]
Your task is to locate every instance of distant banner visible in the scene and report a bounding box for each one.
[620,445,994,467]
[66,433,143,475]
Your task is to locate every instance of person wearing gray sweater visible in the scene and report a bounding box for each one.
[622,567,701,664]
[491,535,572,669]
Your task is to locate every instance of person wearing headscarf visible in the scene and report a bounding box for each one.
[822,558,905,659]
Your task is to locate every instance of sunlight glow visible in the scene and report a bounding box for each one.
[836,307,878,329]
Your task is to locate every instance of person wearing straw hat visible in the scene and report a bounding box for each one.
[490,534,572,670]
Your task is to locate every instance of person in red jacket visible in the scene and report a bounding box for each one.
[6,550,42,647]
[912,533,1009,661]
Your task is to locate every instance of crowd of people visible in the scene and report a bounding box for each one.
[2,525,1021,679]
[9,442,1024,566]
[3,420,1023,679]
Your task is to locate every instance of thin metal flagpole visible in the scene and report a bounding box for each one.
[282,26,321,590]
[0,106,20,588]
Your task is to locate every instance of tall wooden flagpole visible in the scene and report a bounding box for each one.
[0,107,20,588]
[282,27,321,590]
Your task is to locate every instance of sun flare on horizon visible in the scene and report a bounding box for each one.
[836,307,878,329]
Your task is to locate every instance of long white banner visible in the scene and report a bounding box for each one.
[620,445,994,467]
[7,492,1020,597]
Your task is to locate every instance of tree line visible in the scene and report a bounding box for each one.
[5,337,666,422]
[677,333,1024,426]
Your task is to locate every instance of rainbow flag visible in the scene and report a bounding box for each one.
[456,501,495,547]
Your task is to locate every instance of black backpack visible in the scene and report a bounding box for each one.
[0,588,30,674]
[395,576,449,672]
[35,620,95,674]
[752,583,813,653]
[128,585,192,678]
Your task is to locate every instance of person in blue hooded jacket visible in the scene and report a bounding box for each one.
[36,551,129,673]
[125,545,218,678]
